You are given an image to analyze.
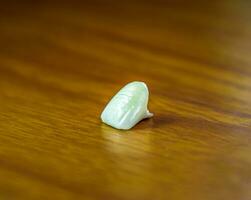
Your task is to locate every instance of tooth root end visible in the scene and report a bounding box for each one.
[146,110,153,118]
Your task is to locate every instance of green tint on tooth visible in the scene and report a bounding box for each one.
[101,81,153,130]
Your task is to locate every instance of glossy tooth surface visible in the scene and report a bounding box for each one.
[101,81,153,130]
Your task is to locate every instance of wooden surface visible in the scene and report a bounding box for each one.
[1,1,251,199]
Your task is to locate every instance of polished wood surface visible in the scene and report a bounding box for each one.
[1,1,251,199]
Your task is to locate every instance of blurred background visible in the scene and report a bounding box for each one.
[0,1,251,200]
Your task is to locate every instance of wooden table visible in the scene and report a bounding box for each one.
[1,1,251,199]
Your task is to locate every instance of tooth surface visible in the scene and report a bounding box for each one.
[101,81,153,130]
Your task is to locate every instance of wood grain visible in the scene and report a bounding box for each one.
[1,0,251,199]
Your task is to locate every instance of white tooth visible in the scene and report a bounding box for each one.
[101,81,153,130]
